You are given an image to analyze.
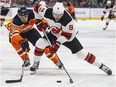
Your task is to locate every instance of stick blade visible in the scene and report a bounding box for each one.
[5,79,22,83]
[70,79,74,83]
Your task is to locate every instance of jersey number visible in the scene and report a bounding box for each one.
[69,25,73,30]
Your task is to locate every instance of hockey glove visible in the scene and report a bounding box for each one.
[49,41,61,53]
[101,16,104,21]
[51,27,62,34]
[42,18,49,31]
[19,39,30,52]
[36,19,49,32]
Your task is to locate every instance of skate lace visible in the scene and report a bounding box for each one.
[102,65,109,73]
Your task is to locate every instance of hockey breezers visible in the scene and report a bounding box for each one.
[5,49,28,83]
[43,29,74,83]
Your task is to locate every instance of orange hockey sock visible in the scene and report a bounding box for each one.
[17,49,30,61]
[21,53,30,61]
[44,47,58,64]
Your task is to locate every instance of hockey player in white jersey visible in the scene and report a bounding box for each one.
[30,2,112,75]
[0,0,11,26]
[101,0,115,30]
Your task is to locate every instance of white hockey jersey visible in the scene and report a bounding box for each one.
[34,5,78,44]
[103,4,114,14]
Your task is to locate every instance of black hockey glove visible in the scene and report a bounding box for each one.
[19,39,30,52]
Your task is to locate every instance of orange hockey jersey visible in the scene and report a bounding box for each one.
[64,2,75,14]
[5,10,38,44]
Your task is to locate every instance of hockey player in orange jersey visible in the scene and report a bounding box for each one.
[5,6,63,68]
[64,1,76,20]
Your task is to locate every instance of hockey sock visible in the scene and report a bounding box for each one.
[33,47,44,62]
[76,49,101,67]
[17,48,30,61]
[44,47,58,64]
[104,19,110,28]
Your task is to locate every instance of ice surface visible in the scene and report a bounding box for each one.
[0,20,115,87]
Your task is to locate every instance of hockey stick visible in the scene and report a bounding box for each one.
[5,49,28,83]
[43,29,74,83]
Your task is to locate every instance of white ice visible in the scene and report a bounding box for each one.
[0,20,115,87]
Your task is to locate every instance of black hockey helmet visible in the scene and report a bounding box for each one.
[67,2,71,6]
[18,6,29,16]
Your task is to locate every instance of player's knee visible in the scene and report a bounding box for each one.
[35,38,48,49]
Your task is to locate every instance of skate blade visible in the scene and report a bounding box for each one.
[30,71,37,75]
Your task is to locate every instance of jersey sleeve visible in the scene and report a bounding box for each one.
[5,21,24,44]
[34,4,47,19]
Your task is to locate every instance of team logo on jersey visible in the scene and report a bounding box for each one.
[20,25,32,33]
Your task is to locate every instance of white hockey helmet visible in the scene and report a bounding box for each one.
[107,0,111,5]
[39,1,46,6]
[53,2,65,15]
[52,2,65,21]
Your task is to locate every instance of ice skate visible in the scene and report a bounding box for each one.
[22,60,31,67]
[103,27,107,30]
[22,60,31,70]
[30,61,40,75]
[103,26,107,30]
[0,22,4,26]
[56,60,63,69]
[99,63,112,75]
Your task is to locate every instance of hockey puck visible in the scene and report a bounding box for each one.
[57,80,62,83]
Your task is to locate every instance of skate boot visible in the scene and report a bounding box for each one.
[103,27,107,30]
[22,60,31,67]
[56,60,63,69]
[99,63,112,75]
[0,22,4,26]
[30,61,40,75]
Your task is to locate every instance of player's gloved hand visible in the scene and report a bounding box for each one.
[36,19,49,32]
[42,18,49,31]
[51,27,62,34]
[49,41,61,53]
[101,16,104,21]
[19,39,30,52]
